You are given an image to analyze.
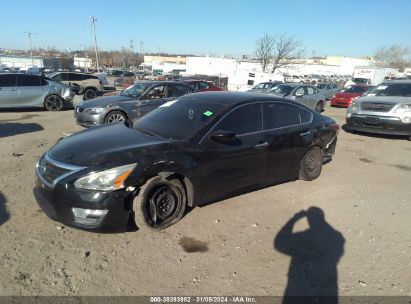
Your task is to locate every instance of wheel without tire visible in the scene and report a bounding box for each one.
[44,95,64,111]
[84,88,97,100]
[299,146,323,181]
[315,101,323,113]
[104,111,126,124]
[133,176,187,230]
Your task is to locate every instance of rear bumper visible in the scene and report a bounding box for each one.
[346,114,411,136]
[331,98,350,107]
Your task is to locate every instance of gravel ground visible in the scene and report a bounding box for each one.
[0,102,410,296]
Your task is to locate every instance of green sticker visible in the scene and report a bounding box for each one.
[203,111,214,117]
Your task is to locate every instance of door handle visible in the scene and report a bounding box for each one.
[300,131,311,137]
[254,142,269,149]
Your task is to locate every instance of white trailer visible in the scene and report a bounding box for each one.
[227,70,284,91]
[350,66,398,86]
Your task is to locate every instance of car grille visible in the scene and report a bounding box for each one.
[37,156,72,186]
[361,102,396,112]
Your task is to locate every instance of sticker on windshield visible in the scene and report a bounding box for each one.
[160,99,178,107]
[203,111,214,117]
[376,85,388,90]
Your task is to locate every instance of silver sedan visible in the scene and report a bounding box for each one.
[0,73,74,111]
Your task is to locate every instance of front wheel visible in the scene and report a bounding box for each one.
[315,101,323,113]
[84,88,97,100]
[44,95,64,111]
[299,146,323,181]
[133,176,187,230]
[104,111,126,124]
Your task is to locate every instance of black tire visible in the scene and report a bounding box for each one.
[84,88,97,100]
[44,95,64,111]
[315,101,323,113]
[104,111,126,124]
[133,176,187,230]
[299,146,323,181]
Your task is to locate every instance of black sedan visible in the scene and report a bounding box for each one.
[34,92,339,232]
[74,81,194,127]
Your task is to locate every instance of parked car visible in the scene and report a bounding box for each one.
[179,79,223,92]
[316,83,339,99]
[122,71,135,77]
[47,72,104,100]
[247,81,282,93]
[34,92,339,231]
[285,75,305,83]
[267,83,326,112]
[346,80,411,139]
[0,73,74,111]
[109,70,124,77]
[74,81,194,127]
[330,85,372,107]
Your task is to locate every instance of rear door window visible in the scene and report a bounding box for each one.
[0,74,17,87]
[169,84,192,97]
[263,102,313,130]
[214,103,262,135]
[18,75,41,86]
[68,73,83,81]
[306,86,315,95]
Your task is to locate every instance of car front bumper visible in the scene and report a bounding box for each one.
[346,114,411,136]
[34,172,133,232]
[74,109,107,127]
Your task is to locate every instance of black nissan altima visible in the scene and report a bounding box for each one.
[34,92,339,232]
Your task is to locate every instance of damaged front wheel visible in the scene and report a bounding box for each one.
[133,176,187,230]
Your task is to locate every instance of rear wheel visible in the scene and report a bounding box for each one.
[133,176,186,230]
[84,88,97,100]
[299,146,323,181]
[104,111,126,124]
[44,95,64,111]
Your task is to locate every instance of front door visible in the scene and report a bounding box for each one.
[199,103,268,203]
[16,75,46,106]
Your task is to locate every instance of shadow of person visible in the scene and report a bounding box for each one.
[0,192,9,226]
[274,207,345,304]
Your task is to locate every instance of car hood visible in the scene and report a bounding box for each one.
[358,95,411,104]
[48,123,170,166]
[79,95,136,108]
[335,92,362,98]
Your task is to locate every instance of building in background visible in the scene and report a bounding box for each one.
[74,57,92,69]
[0,55,43,69]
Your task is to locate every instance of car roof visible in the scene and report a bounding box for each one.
[382,79,411,84]
[134,80,191,85]
[180,91,309,107]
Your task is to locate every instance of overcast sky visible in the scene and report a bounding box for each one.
[0,0,410,58]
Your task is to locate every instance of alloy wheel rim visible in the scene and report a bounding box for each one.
[107,114,125,123]
[305,150,319,172]
[46,96,62,110]
[85,90,97,99]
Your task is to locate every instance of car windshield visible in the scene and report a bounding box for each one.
[316,84,326,89]
[371,83,411,97]
[132,97,228,140]
[353,78,368,84]
[343,86,366,93]
[269,85,293,95]
[120,83,151,97]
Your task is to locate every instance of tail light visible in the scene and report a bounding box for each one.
[330,123,340,135]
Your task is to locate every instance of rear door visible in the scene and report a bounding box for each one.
[16,74,47,106]
[262,102,314,181]
[199,103,268,202]
[0,74,18,107]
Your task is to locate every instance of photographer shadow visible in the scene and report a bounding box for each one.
[274,207,345,304]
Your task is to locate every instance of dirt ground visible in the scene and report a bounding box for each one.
[0,102,410,297]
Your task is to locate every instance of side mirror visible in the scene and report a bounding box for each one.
[210,131,236,143]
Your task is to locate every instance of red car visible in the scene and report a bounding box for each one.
[330,85,373,107]
[181,80,223,92]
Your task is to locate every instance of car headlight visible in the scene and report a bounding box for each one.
[83,107,106,114]
[393,104,411,123]
[74,164,137,191]
[349,99,359,111]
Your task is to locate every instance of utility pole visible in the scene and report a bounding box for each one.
[24,31,37,66]
[90,16,99,71]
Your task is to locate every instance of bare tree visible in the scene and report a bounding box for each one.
[374,45,410,72]
[255,33,274,72]
[270,35,305,73]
